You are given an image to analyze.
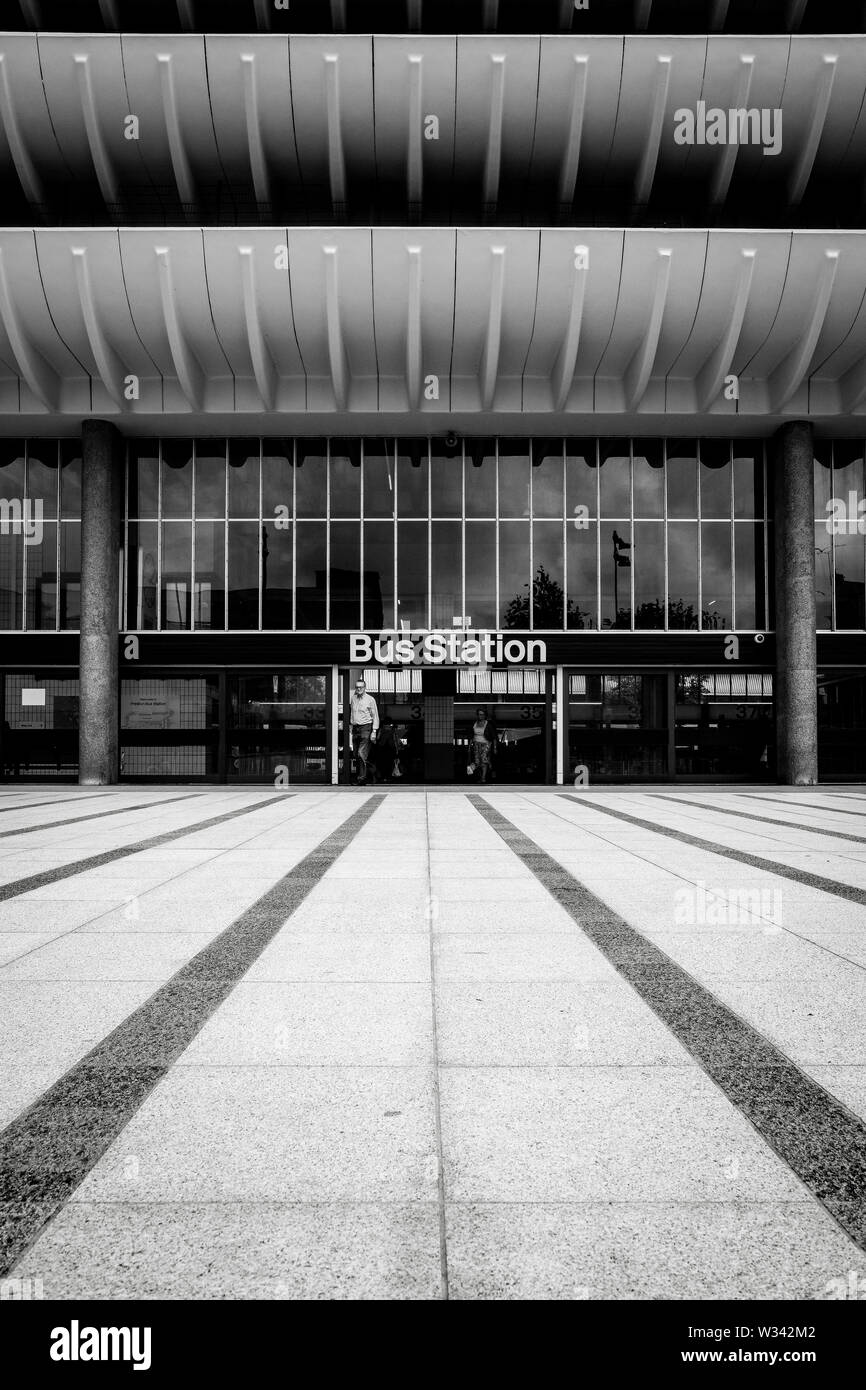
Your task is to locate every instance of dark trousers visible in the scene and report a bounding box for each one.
[352,723,374,783]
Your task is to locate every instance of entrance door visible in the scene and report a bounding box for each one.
[566,672,670,781]
[455,699,547,783]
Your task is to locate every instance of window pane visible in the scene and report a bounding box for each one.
[833,440,865,505]
[60,522,81,629]
[634,520,664,628]
[601,522,631,627]
[701,521,732,628]
[813,443,832,519]
[814,523,833,628]
[26,441,58,520]
[499,520,530,625]
[532,440,564,518]
[194,520,225,630]
[0,440,25,502]
[329,439,361,518]
[329,520,361,629]
[262,521,292,629]
[735,521,763,629]
[25,521,57,630]
[566,439,597,520]
[296,440,327,518]
[734,441,763,519]
[128,443,158,518]
[363,521,394,629]
[498,440,530,518]
[59,442,82,520]
[465,438,496,517]
[699,439,732,518]
[261,439,294,520]
[530,521,564,627]
[363,439,395,518]
[464,520,496,629]
[633,440,663,519]
[431,520,461,627]
[161,520,192,629]
[835,530,865,629]
[397,440,428,518]
[126,521,157,629]
[667,520,698,627]
[431,438,462,517]
[397,520,427,628]
[162,440,193,517]
[228,439,260,517]
[0,529,23,628]
[227,521,259,629]
[599,439,630,518]
[667,440,698,519]
[567,521,597,628]
[194,440,226,517]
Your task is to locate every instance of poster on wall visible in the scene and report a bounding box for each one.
[121,690,183,730]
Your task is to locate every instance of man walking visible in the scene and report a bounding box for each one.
[349,678,379,786]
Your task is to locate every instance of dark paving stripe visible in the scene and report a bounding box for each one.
[468,794,866,1253]
[750,793,866,820]
[0,792,116,816]
[650,793,866,846]
[0,792,200,840]
[0,793,383,1276]
[561,795,866,908]
[0,795,289,903]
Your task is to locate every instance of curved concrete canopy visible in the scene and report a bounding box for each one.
[0,34,863,221]
[0,226,865,430]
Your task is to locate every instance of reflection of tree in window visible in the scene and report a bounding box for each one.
[503,564,590,629]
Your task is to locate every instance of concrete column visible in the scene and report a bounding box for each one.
[79,420,122,785]
[772,421,818,785]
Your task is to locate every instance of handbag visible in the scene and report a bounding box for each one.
[392,758,403,778]
[466,761,476,776]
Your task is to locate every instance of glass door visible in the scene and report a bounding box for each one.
[228,672,329,783]
[567,672,670,781]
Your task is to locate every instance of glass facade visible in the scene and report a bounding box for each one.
[0,441,82,631]
[122,437,769,633]
[814,441,866,630]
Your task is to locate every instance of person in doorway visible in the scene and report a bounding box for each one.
[374,717,401,781]
[349,678,379,785]
[472,707,496,784]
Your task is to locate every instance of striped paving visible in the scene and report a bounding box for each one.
[0,787,864,1300]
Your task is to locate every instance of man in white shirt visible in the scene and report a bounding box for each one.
[349,678,379,786]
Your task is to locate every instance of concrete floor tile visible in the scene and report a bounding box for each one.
[0,981,162,1068]
[0,932,218,981]
[11,1201,442,1300]
[436,982,690,1065]
[177,983,433,1065]
[434,933,616,983]
[438,1067,806,1203]
[71,1066,438,1203]
[445,1201,862,1300]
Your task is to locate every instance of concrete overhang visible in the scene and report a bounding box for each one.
[0,33,863,219]
[1,226,865,433]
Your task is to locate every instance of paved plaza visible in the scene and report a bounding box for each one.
[1,784,865,1301]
